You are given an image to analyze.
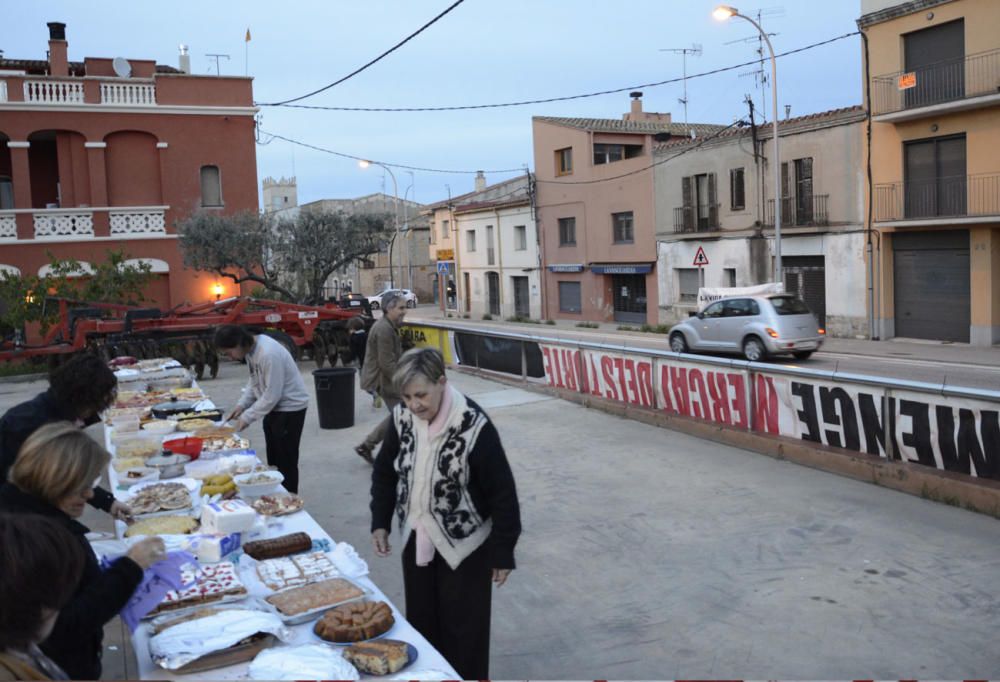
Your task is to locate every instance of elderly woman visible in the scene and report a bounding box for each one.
[0,514,87,680]
[0,422,164,680]
[370,348,521,679]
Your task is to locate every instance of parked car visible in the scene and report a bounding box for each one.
[368,288,418,310]
[336,292,371,314]
[667,294,825,361]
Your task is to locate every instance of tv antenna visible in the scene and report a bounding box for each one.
[725,7,783,120]
[205,53,230,75]
[659,44,702,131]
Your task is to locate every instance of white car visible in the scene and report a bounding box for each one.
[368,288,418,310]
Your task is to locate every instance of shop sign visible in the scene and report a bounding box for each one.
[436,249,454,260]
[547,264,585,273]
[590,263,653,275]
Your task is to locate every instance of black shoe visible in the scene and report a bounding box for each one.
[354,443,374,464]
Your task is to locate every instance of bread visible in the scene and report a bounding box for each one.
[125,515,198,537]
[343,639,409,675]
[242,532,312,560]
[255,551,338,591]
[265,578,365,617]
[313,600,394,643]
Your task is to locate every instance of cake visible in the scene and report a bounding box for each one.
[124,515,198,537]
[242,532,312,560]
[150,561,247,615]
[255,551,338,591]
[343,639,409,675]
[265,578,365,617]
[313,600,394,643]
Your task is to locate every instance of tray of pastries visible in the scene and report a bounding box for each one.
[242,532,312,560]
[343,639,415,675]
[193,425,236,440]
[124,515,199,538]
[254,551,339,591]
[177,418,216,433]
[148,561,248,617]
[264,577,369,624]
[126,482,193,515]
[250,493,305,517]
[312,600,394,643]
[201,435,250,453]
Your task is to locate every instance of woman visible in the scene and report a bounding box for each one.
[370,348,521,679]
[0,422,164,680]
[215,325,309,493]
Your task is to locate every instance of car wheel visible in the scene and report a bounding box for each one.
[792,350,814,360]
[406,300,416,308]
[669,332,688,353]
[743,336,767,362]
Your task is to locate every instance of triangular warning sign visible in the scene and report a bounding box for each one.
[693,246,709,267]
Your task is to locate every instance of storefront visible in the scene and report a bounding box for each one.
[591,263,654,324]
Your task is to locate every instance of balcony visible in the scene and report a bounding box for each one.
[23,79,84,104]
[871,48,1000,120]
[100,82,156,106]
[15,78,156,106]
[0,206,168,240]
[673,205,720,233]
[764,195,830,227]
[873,173,1000,223]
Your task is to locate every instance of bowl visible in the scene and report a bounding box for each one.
[162,436,204,460]
[142,420,178,435]
[145,453,192,479]
[233,471,284,497]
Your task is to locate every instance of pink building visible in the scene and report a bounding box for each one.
[532,94,723,324]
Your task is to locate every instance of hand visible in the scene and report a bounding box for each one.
[492,568,512,587]
[110,501,134,523]
[235,418,249,432]
[126,537,166,569]
[371,529,392,557]
[226,406,244,423]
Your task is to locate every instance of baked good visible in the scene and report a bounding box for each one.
[128,482,192,514]
[150,561,247,615]
[255,551,338,591]
[265,578,365,617]
[193,425,236,439]
[124,515,198,537]
[343,639,409,675]
[251,493,304,516]
[242,532,312,560]
[313,600,394,642]
[113,457,148,472]
[202,435,249,452]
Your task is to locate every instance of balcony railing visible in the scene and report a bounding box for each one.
[33,210,94,238]
[101,82,156,106]
[0,81,7,103]
[0,214,16,241]
[673,205,720,233]
[764,194,830,227]
[871,48,1000,116]
[874,173,1000,222]
[23,80,84,104]
[109,207,166,235]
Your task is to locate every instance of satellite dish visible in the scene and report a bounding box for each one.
[112,56,132,78]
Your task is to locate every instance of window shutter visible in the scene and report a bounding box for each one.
[682,176,693,231]
[781,162,790,199]
[200,166,221,207]
[708,173,718,228]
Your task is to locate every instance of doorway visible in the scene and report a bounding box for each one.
[512,276,530,318]
[612,274,647,323]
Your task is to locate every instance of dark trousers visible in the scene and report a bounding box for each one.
[262,408,306,493]
[402,533,492,680]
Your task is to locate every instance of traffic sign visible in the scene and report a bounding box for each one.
[436,261,450,274]
[693,247,709,267]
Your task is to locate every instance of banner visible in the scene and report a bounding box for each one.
[697,282,784,311]
[401,325,455,365]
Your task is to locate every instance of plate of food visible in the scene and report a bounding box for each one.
[124,514,199,538]
[126,481,194,515]
[343,639,417,676]
[142,419,178,435]
[264,577,370,625]
[253,551,339,591]
[147,561,249,618]
[250,493,303,517]
[311,599,394,643]
[177,418,216,432]
[242,532,313,561]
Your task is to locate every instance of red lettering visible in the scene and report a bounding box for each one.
[542,347,556,387]
[613,357,628,404]
[728,373,749,429]
[659,365,675,413]
[707,373,732,425]
[670,366,690,417]
[753,375,779,434]
[688,369,709,420]
[588,355,602,396]
[601,356,619,401]
[551,349,565,388]
[624,359,640,406]
[561,350,577,391]
[638,362,654,408]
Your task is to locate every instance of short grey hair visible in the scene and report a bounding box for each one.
[393,347,446,393]
[381,291,404,313]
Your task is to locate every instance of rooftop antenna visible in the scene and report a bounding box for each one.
[659,44,702,132]
[726,7,783,120]
[205,53,230,76]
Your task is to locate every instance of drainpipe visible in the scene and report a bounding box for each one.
[451,205,464,315]
[861,30,879,340]
[494,205,505,317]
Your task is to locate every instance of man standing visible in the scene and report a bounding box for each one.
[356,292,406,463]
[215,326,310,493]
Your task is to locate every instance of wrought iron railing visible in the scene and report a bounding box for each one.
[673,205,720,233]
[874,173,1000,221]
[764,194,830,227]
[871,48,1000,116]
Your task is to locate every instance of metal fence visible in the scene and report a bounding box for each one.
[764,194,830,227]
[874,173,1000,222]
[672,205,720,233]
[871,48,1000,116]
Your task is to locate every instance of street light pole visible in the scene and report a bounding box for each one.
[714,5,782,281]
[359,159,399,289]
[403,171,415,290]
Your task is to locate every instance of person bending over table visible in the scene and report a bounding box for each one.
[0,422,165,680]
[0,353,132,522]
[215,325,309,493]
[370,348,521,680]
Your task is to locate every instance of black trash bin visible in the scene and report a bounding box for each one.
[313,367,356,429]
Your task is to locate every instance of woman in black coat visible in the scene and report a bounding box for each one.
[0,422,163,680]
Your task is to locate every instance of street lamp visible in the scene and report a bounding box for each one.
[402,171,415,290]
[359,159,400,289]
[714,4,783,281]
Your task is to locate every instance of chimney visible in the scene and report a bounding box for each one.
[629,91,643,116]
[178,44,191,74]
[474,170,486,192]
[47,21,68,76]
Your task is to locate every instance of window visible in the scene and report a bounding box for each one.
[612,211,634,244]
[904,135,966,218]
[723,298,760,317]
[702,301,725,318]
[724,268,736,288]
[430,221,436,244]
[486,225,495,265]
[555,147,573,176]
[441,219,449,240]
[781,157,815,224]
[729,168,745,210]
[0,177,12,210]
[558,281,582,312]
[200,165,222,207]
[677,268,699,302]
[593,143,643,165]
[558,217,576,246]
[681,173,718,231]
[769,295,811,315]
[514,225,527,251]
[466,229,476,252]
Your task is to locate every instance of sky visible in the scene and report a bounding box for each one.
[8,0,864,206]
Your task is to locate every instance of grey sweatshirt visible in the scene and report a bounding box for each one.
[236,334,309,424]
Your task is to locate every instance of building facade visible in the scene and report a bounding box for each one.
[861,0,1000,345]
[0,22,258,307]
[655,106,870,338]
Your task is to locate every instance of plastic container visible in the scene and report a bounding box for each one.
[313,368,356,430]
[233,471,284,497]
[142,420,178,435]
[162,436,204,460]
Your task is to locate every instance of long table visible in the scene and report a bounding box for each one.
[101,393,457,679]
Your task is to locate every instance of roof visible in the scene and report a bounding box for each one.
[857,0,954,28]
[0,58,181,76]
[534,115,726,137]
[424,174,530,212]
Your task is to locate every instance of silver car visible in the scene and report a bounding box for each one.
[668,294,825,361]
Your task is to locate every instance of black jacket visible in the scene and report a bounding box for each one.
[0,483,144,680]
[0,390,114,512]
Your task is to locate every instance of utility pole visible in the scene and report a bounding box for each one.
[659,44,702,133]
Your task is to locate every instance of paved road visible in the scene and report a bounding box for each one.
[3,361,998,678]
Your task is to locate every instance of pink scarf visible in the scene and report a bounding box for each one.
[414,386,453,566]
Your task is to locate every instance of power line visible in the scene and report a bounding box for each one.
[258,130,526,175]
[262,0,468,106]
[259,31,858,112]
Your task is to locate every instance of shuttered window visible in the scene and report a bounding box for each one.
[200,165,222,207]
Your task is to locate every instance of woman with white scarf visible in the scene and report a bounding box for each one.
[370,348,521,680]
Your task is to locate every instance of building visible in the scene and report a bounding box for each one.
[532,93,725,324]
[655,106,869,338]
[0,22,258,306]
[262,176,297,214]
[861,0,1000,345]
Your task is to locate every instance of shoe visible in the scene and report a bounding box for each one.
[354,443,374,464]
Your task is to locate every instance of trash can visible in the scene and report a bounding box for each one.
[313,367,356,429]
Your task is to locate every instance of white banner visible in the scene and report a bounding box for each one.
[697,282,784,311]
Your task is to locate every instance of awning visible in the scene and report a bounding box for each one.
[589,263,654,275]
[547,264,585,273]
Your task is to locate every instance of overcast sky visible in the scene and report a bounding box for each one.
[9,0,863,206]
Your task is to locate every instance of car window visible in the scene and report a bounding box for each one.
[769,296,811,315]
[703,302,725,318]
[723,298,758,317]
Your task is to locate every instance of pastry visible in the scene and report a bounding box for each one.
[150,561,247,615]
[343,639,409,675]
[113,457,148,472]
[255,551,338,591]
[177,418,215,432]
[265,578,365,617]
[124,515,198,537]
[202,435,249,452]
[128,482,192,514]
[251,494,304,516]
[313,600,394,642]
[115,441,161,459]
[242,532,312,560]
[193,425,236,439]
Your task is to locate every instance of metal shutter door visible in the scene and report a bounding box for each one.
[782,256,826,327]
[892,230,969,342]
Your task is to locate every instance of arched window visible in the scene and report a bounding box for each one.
[0,176,12,210]
[200,165,222,207]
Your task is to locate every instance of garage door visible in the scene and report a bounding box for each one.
[893,230,969,342]
[783,256,826,327]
